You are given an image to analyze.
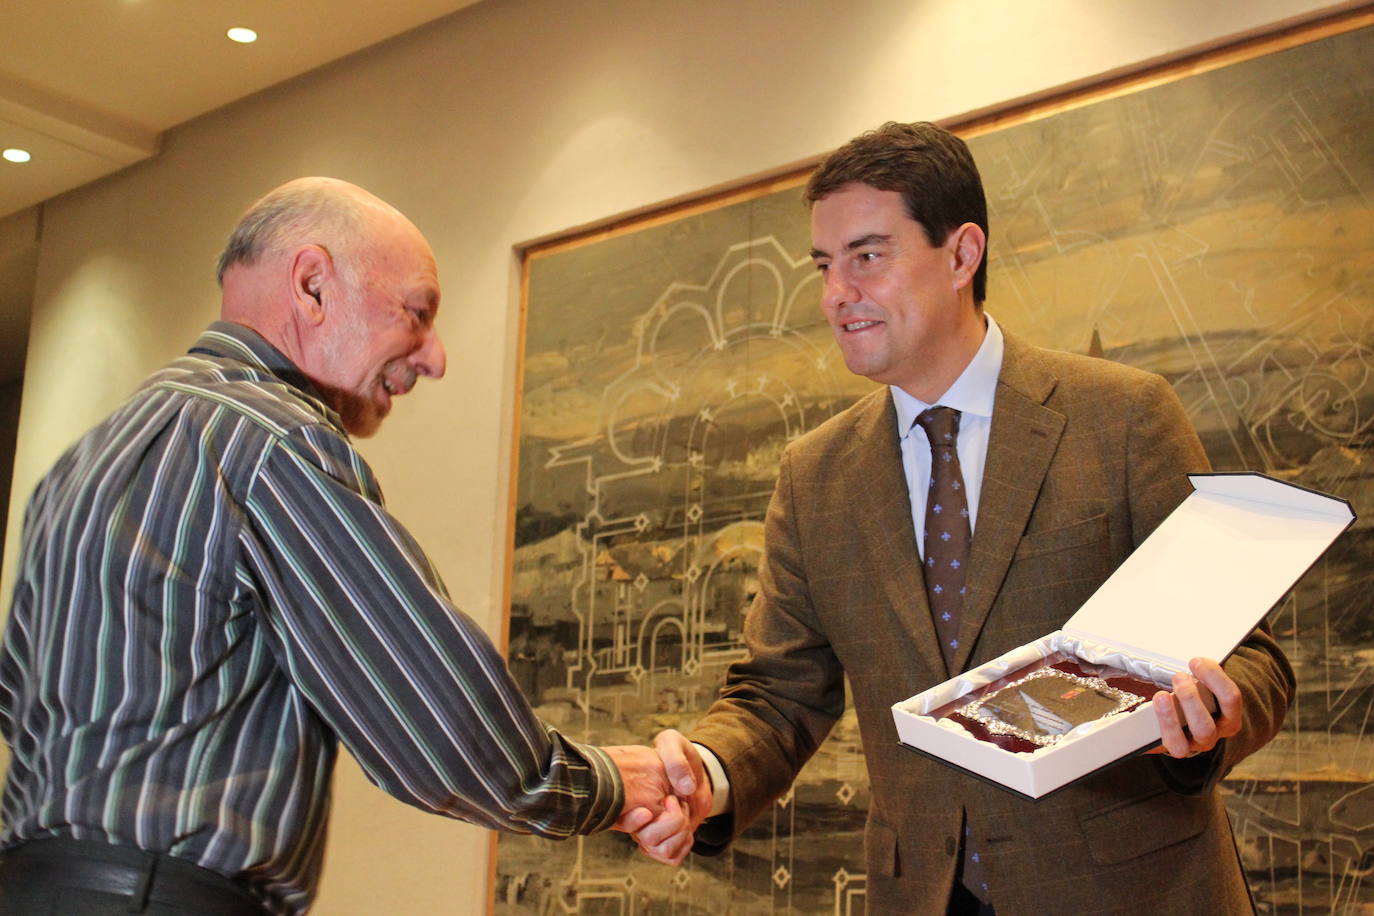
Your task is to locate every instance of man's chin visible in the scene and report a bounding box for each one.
[838,352,887,383]
[339,401,386,438]
[346,420,382,438]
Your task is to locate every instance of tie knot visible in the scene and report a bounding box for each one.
[916,406,961,446]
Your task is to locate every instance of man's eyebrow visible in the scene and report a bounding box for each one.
[810,233,893,260]
[846,233,891,250]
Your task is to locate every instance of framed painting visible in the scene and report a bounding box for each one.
[496,13,1374,913]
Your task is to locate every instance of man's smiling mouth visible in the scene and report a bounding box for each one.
[843,320,880,332]
[381,364,418,398]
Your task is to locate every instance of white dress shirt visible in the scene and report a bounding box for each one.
[890,315,1004,556]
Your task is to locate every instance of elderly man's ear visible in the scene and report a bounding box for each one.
[291,245,333,324]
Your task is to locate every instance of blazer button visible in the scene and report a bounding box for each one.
[945,836,957,856]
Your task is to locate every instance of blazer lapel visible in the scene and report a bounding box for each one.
[846,391,949,678]
[952,334,1065,672]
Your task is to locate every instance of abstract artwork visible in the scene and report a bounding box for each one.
[496,23,1373,914]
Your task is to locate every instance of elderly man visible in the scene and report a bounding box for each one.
[0,178,703,915]
[634,123,1294,914]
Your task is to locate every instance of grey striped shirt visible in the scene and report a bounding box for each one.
[0,322,622,914]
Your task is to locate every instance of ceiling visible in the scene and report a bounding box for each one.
[0,0,485,220]
[0,0,485,383]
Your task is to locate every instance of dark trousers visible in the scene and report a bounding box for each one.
[0,838,264,915]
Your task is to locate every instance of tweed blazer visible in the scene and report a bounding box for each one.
[691,333,1294,915]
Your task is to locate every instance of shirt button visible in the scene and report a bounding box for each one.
[945,836,957,856]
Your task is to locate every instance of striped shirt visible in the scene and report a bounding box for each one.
[0,322,622,914]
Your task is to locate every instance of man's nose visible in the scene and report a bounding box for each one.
[822,267,858,312]
[414,328,446,379]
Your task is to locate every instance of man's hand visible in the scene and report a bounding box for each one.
[602,734,708,865]
[627,730,713,865]
[602,731,713,865]
[601,743,679,827]
[1149,656,1242,758]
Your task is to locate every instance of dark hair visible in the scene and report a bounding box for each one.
[805,121,988,303]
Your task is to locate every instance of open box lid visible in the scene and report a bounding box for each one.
[1064,472,1355,668]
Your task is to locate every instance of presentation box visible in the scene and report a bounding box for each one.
[891,472,1355,799]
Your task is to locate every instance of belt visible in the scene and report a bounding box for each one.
[0,837,264,915]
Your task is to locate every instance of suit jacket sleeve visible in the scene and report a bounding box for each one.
[1126,373,1295,792]
[688,449,846,852]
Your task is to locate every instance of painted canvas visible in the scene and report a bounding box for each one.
[497,24,1374,914]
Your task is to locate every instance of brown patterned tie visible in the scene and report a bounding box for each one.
[917,407,990,907]
[916,407,970,673]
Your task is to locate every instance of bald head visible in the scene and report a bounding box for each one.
[217,177,394,286]
[216,177,446,437]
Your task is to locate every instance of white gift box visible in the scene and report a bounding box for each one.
[890,472,1355,799]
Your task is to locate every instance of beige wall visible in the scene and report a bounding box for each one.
[3,0,1354,911]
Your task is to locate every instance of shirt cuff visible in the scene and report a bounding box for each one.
[693,742,732,818]
[569,740,625,833]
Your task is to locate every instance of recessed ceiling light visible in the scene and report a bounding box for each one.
[2,149,31,163]
[226,27,257,44]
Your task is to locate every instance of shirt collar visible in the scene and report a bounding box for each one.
[892,314,1004,439]
[189,321,345,431]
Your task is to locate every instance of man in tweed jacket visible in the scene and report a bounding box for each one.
[635,123,1293,914]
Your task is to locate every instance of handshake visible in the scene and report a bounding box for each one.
[602,729,714,865]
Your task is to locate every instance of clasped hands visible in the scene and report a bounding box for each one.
[603,730,710,865]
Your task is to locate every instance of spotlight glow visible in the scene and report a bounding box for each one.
[226,27,257,43]
[2,148,31,163]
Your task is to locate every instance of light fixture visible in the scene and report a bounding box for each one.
[226,27,257,44]
[2,148,31,163]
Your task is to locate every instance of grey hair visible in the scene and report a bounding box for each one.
[215,182,368,286]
